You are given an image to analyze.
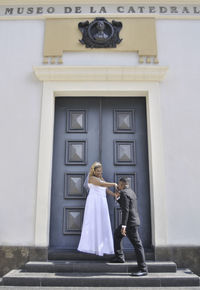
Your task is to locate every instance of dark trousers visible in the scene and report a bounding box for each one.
[114,225,147,271]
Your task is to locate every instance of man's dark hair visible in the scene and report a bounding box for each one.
[119,177,128,184]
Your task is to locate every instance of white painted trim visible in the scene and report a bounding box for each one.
[1,0,200,5]
[34,66,168,248]
[1,15,200,20]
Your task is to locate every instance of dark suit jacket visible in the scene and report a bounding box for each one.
[117,188,140,227]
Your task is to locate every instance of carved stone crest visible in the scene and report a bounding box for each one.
[78,17,122,48]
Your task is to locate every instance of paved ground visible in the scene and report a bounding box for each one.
[0,287,200,290]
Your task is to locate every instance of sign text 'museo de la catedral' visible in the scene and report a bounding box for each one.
[1,4,200,17]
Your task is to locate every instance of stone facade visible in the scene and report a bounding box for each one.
[155,247,200,276]
[0,247,47,277]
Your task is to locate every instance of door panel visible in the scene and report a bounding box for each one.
[50,98,100,249]
[50,97,151,250]
[101,98,151,248]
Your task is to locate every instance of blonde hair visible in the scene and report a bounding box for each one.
[89,161,102,177]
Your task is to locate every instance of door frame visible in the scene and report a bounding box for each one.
[33,65,168,249]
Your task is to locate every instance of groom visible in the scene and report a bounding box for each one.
[110,177,148,277]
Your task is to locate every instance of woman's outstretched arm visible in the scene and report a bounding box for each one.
[89,176,117,188]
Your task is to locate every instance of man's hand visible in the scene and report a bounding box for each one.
[115,192,120,200]
[114,183,118,190]
[121,227,126,236]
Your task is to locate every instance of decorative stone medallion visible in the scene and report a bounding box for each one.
[78,17,122,48]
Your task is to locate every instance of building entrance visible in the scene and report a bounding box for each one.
[49,97,151,251]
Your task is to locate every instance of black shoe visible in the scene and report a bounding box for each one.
[131,270,148,277]
[109,257,125,263]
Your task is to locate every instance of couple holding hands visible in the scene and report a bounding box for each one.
[78,161,148,277]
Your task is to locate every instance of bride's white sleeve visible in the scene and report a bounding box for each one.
[83,173,90,193]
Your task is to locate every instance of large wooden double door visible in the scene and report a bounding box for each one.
[49,97,151,250]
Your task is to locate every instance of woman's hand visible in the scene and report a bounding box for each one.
[114,183,118,189]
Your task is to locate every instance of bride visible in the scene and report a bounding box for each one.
[78,161,117,256]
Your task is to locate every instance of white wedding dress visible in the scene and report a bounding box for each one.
[78,183,114,256]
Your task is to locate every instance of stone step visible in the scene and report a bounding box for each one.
[24,261,177,273]
[0,286,200,290]
[48,249,155,261]
[2,269,200,287]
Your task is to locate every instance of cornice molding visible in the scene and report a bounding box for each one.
[1,0,200,4]
[33,65,168,82]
